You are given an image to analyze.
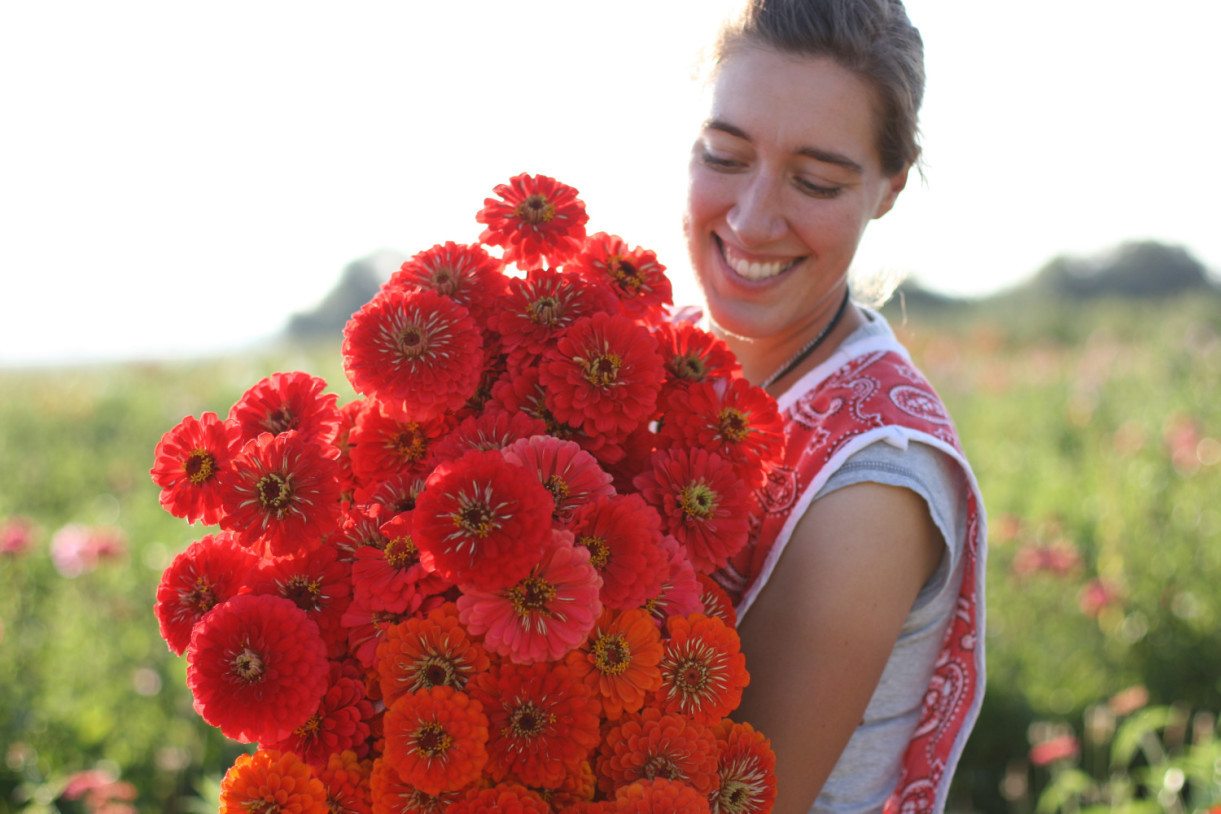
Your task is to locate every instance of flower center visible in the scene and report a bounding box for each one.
[679,482,718,520]
[282,575,322,612]
[508,701,555,738]
[293,713,322,739]
[393,425,428,462]
[453,502,495,538]
[543,474,570,505]
[717,757,769,814]
[641,755,683,781]
[671,354,708,382]
[592,633,631,676]
[184,449,217,485]
[673,656,710,695]
[431,266,458,295]
[412,722,454,759]
[396,323,430,360]
[265,406,295,434]
[256,473,292,511]
[231,647,264,682]
[516,194,556,225]
[416,655,461,690]
[717,408,750,443]
[583,353,621,387]
[385,535,419,568]
[186,578,216,613]
[508,576,557,616]
[577,534,610,570]
[527,295,562,327]
[609,256,643,291]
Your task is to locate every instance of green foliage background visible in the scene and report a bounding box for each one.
[1,294,1219,812]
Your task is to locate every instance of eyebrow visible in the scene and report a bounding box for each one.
[704,118,865,175]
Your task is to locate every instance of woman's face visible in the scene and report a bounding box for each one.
[685,46,908,344]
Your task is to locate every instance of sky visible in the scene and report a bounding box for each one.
[2,1,1219,366]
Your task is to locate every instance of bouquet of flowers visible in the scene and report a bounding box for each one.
[150,174,784,814]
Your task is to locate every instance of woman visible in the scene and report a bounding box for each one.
[688,1,987,812]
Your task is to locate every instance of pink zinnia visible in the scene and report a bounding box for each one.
[643,535,703,624]
[457,529,603,664]
[501,434,615,524]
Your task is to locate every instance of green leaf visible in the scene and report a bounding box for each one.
[1036,767,1096,814]
[1111,706,1176,769]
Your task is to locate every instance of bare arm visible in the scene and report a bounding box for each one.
[734,481,943,813]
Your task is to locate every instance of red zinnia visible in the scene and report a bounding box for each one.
[540,312,664,442]
[476,173,589,269]
[489,267,620,364]
[566,608,663,721]
[709,720,777,814]
[567,232,672,324]
[501,435,615,525]
[218,749,328,814]
[229,371,341,446]
[469,660,601,788]
[457,529,603,664]
[342,287,483,422]
[429,409,547,467]
[352,511,449,612]
[657,378,784,491]
[654,614,749,725]
[150,411,241,525]
[154,532,256,655]
[187,594,329,743]
[356,473,429,518]
[413,450,554,591]
[264,662,375,767]
[382,685,489,796]
[251,543,353,658]
[376,602,491,707]
[651,322,740,402]
[633,448,750,574]
[220,430,343,558]
[568,494,666,611]
[388,241,507,326]
[348,404,448,487]
[341,583,447,671]
[317,750,372,814]
[595,707,719,796]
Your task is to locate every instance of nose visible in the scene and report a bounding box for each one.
[726,171,786,246]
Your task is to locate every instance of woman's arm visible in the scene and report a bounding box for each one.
[734,481,943,813]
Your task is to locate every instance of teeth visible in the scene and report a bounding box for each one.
[721,242,794,280]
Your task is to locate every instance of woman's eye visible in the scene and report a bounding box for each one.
[794,177,842,199]
[700,150,742,170]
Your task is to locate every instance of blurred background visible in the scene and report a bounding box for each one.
[1,1,1218,812]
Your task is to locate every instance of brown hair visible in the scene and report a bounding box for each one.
[715,0,925,175]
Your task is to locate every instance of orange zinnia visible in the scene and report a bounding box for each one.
[654,614,749,724]
[710,720,777,814]
[596,707,719,796]
[381,685,489,795]
[218,749,328,814]
[376,603,491,706]
[567,608,663,720]
[317,750,372,814]
[613,777,712,813]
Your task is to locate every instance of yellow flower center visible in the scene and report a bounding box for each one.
[583,353,621,387]
[393,425,428,462]
[412,722,454,759]
[527,295,562,327]
[671,354,708,382]
[679,482,718,520]
[184,449,216,485]
[416,655,461,691]
[641,755,683,781]
[717,408,750,443]
[577,534,610,570]
[508,576,557,616]
[508,701,555,738]
[256,473,292,511]
[592,633,631,676]
[231,647,264,682]
[282,575,322,612]
[187,578,216,612]
[608,256,643,291]
[385,536,419,568]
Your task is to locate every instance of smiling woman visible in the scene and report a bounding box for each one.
[686,2,987,812]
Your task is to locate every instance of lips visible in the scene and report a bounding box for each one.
[715,235,802,281]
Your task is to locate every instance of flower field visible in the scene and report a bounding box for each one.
[1,293,1218,813]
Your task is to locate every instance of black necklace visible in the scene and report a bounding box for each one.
[758,288,852,390]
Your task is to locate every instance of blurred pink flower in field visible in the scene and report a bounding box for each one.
[1163,414,1202,474]
[61,768,137,814]
[990,514,1023,546]
[1079,578,1123,617]
[1029,733,1079,767]
[0,517,35,556]
[1108,684,1149,716]
[1012,540,1081,578]
[50,524,127,577]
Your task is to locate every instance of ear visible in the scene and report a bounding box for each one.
[872,165,910,220]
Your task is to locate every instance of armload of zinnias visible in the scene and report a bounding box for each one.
[151,174,785,814]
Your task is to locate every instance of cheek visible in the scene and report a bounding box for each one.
[685,168,731,232]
